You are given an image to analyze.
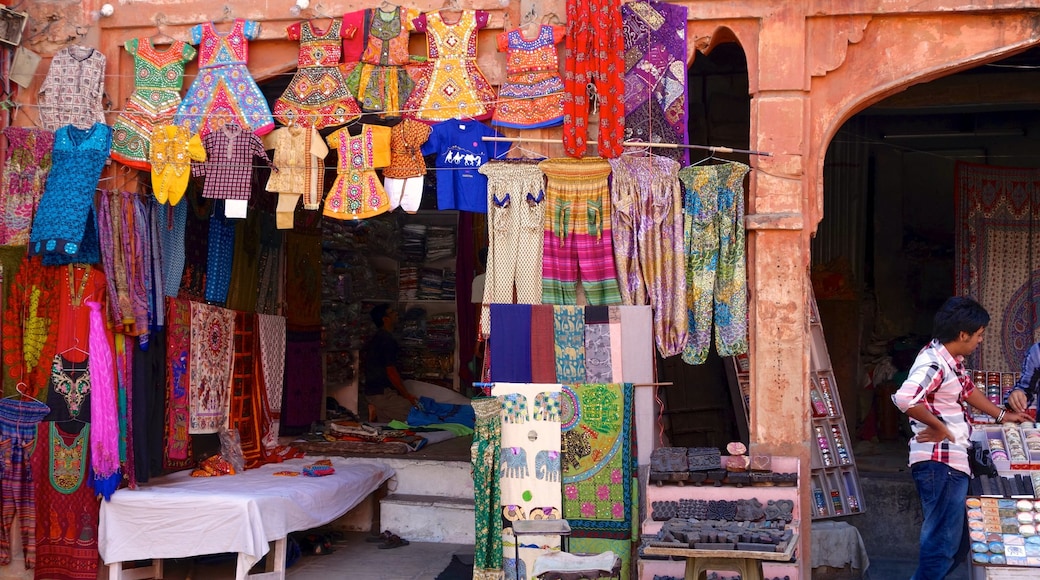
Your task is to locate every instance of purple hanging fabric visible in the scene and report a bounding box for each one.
[622,0,689,163]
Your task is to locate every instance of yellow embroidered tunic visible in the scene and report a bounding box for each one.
[149,125,206,205]
[263,126,329,228]
[322,125,392,220]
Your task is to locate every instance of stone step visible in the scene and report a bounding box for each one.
[380,493,475,544]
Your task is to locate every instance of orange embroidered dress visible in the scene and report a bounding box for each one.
[405,10,496,122]
[273,19,362,128]
[322,125,392,220]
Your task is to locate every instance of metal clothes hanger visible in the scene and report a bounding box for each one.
[149,14,175,46]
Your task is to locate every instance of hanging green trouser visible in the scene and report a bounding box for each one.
[471,397,504,579]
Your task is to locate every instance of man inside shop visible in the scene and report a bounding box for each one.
[891,296,1031,580]
[361,304,419,422]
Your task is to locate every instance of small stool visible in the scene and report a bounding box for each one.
[685,555,763,580]
[512,519,572,579]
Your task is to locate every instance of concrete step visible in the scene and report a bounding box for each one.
[380,493,475,544]
[337,456,474,500]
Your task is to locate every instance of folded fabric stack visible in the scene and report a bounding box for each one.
[401,223,428,262]
[303,459,336,477]
[425,225,455,261]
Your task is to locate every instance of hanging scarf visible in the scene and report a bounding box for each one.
[87,300,120,499]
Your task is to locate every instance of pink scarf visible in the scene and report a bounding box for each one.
[88,300,120,478]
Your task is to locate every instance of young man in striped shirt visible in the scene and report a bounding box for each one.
[892,296,1031,580]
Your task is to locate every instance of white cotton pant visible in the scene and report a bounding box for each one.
[477,161,546,336]
[384,176,424,213]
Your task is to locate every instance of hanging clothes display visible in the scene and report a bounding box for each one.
[110,38,198,169]
[421,119,507,213]
[679,161,751,365]
[322,124,393,220]
[383,118,432,213]
[340,9,367,75]
[471,396,503,580]
[405,10,497,122]
[539,157,623,305]
[156,200,188,298]
[163,297,193,465]
[1,257,61,400]
[478,160,545,336]
[562,0,625,158]
[621,0,689,163]
[37,45,107,131]
[263,125,329,229]
[273,18,363,128]
[0,246,27,397]
[188,301,235,434]
[0,127,54,246]
[150,125,206,206]
[31,422,100,580]
[205,207,237,305]
[609,155,688,358]
[493,24,567,129]
[174,19,275,137]
[0,397,50,568]
[29,123,111,266]
[192,122,273,205]
[96,191,151,338]
[346,6,421,115]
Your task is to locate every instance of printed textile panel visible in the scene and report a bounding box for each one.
[496,382,562,580]
[188,301,235,433]
[955,161,1040,370]
[561,382,634,539]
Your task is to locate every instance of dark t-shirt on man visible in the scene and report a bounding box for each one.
[363,328,399,396]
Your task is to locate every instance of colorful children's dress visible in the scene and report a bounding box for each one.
[383,118,431,213]
[405,10,496,122]
[110,38,197,169]
[29,123,112,266]
[150,125,206,205]
[322,125,392,220]
[263,125,329,228]
[493,25,566,129]
[37,45,107,131]
[345,6,420,115]
[175,19,275,137]
[273,19,362,128]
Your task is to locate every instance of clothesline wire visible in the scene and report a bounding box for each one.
[481,135,772,157]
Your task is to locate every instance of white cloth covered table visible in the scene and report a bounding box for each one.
[99,457,393,579]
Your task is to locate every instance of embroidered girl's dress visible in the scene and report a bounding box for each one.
[322,125,392,220]
[37,45,106,131]
[31,422,100,580]
[345,6,420,115]
[273,19,362,128]
[150,125,206,205]
[493,24,566,129]
[0,128,54,246]
[29,123,112,266]
[405,10,496,122]
[110,38,197,169]
[175,19,275,137]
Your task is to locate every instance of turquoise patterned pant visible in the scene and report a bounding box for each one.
[678,162,751,365]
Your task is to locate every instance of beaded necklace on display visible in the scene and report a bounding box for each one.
[67,264,90,307]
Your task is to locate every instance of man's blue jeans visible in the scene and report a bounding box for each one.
[911,460,969,580]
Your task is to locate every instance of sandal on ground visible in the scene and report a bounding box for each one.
[366,531,394,543]
[378,534,410,549]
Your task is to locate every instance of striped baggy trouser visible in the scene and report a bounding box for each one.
[539,157,622,306]
[478,161,546,337]
[0,397,50,566]
[679,161,751,365]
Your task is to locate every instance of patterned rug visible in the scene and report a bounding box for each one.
[955,161,1040,370]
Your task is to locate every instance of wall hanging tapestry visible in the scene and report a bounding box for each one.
[496,381,562,580]
[188,301,235,434]
[955,161,1040,371]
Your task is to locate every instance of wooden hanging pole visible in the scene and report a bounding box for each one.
[481,136,772,157]
[633,382,674,387]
